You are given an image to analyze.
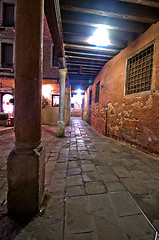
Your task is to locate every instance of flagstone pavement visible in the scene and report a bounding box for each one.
[0,117,159,240]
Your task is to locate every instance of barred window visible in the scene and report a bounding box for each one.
[95,81,100,103]
[125,45,154,95]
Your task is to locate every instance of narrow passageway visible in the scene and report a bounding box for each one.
[0,117,159,239]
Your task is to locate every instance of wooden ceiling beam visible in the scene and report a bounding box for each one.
[68,72,97,75]
[119,0,159,8]
[66,55,108,62]
[69,72,97,76]
[44,0,66,67]
[67,63,103,68]
[82,69,99,72]
[61,12,147,33]
[61,4,159,24]
[67,60,105,66]
[64,43,120,53]
[68,68,99,72]
[67,66,101,70]
[65,51,114,58]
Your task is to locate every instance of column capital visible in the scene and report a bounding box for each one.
[59,68,67,80]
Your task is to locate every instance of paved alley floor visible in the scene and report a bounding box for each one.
[0,117,159,240]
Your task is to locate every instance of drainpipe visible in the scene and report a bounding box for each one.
[105,105,109,136]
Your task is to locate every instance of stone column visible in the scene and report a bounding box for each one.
[7,0,45,215]
[66,85,71,126]
[57,69,67,137]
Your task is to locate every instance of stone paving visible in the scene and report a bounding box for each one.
[0,117,159,239]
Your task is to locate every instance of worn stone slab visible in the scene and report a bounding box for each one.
[105,181,126,192]
[65,232,95,240]
[53,170,66,179]
[45,161,56,174]
[124,165,140,171]
[108,192,141,217]
[82,171,102,182]
[67,168,81,176]
[65,196,93,235]
[81,164,96,172]
[84,181,107,194]
[68,161,80,169]
[121,178,149,196]
[16,219,63,240]
[131,171,155,183]
[153,220,159,232]
[47,179,66,194]
[67,175,83,186]
[80,160,93,164]
[120,215,155,239]
[96,165,114,174]
[55,163,67,170]
[78,147,87,151]
[137,164,154,172]
[66,186,85,197]
[112,166,132,178]
[147,172,159,182]
[88,194,128,240]
[101,173,119,183]
[57,158,68,163]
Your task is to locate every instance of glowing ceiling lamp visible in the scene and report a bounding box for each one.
[88,26,110,47]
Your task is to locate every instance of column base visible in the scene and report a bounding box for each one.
[57,120,65,137]
[7,144,45,215]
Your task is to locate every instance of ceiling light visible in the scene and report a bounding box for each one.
[88,26,110,47]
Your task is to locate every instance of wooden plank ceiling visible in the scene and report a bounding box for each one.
[47,0,159,90]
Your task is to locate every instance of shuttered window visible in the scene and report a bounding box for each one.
[1,43,13,68]
[3,3,14,27]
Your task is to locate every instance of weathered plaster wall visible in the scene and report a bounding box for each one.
[42,80,70,126]
[85,21,159,154]
[41,80,59,125]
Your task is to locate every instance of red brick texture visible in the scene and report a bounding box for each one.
[43,15,59,80]
[84,21,159,154]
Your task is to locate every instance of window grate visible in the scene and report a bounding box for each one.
[125,45,154,95]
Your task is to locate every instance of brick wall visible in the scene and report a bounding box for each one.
[83,21,159,154]
[43,15,59,80]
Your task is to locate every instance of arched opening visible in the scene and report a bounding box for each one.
[2,93,14,117]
